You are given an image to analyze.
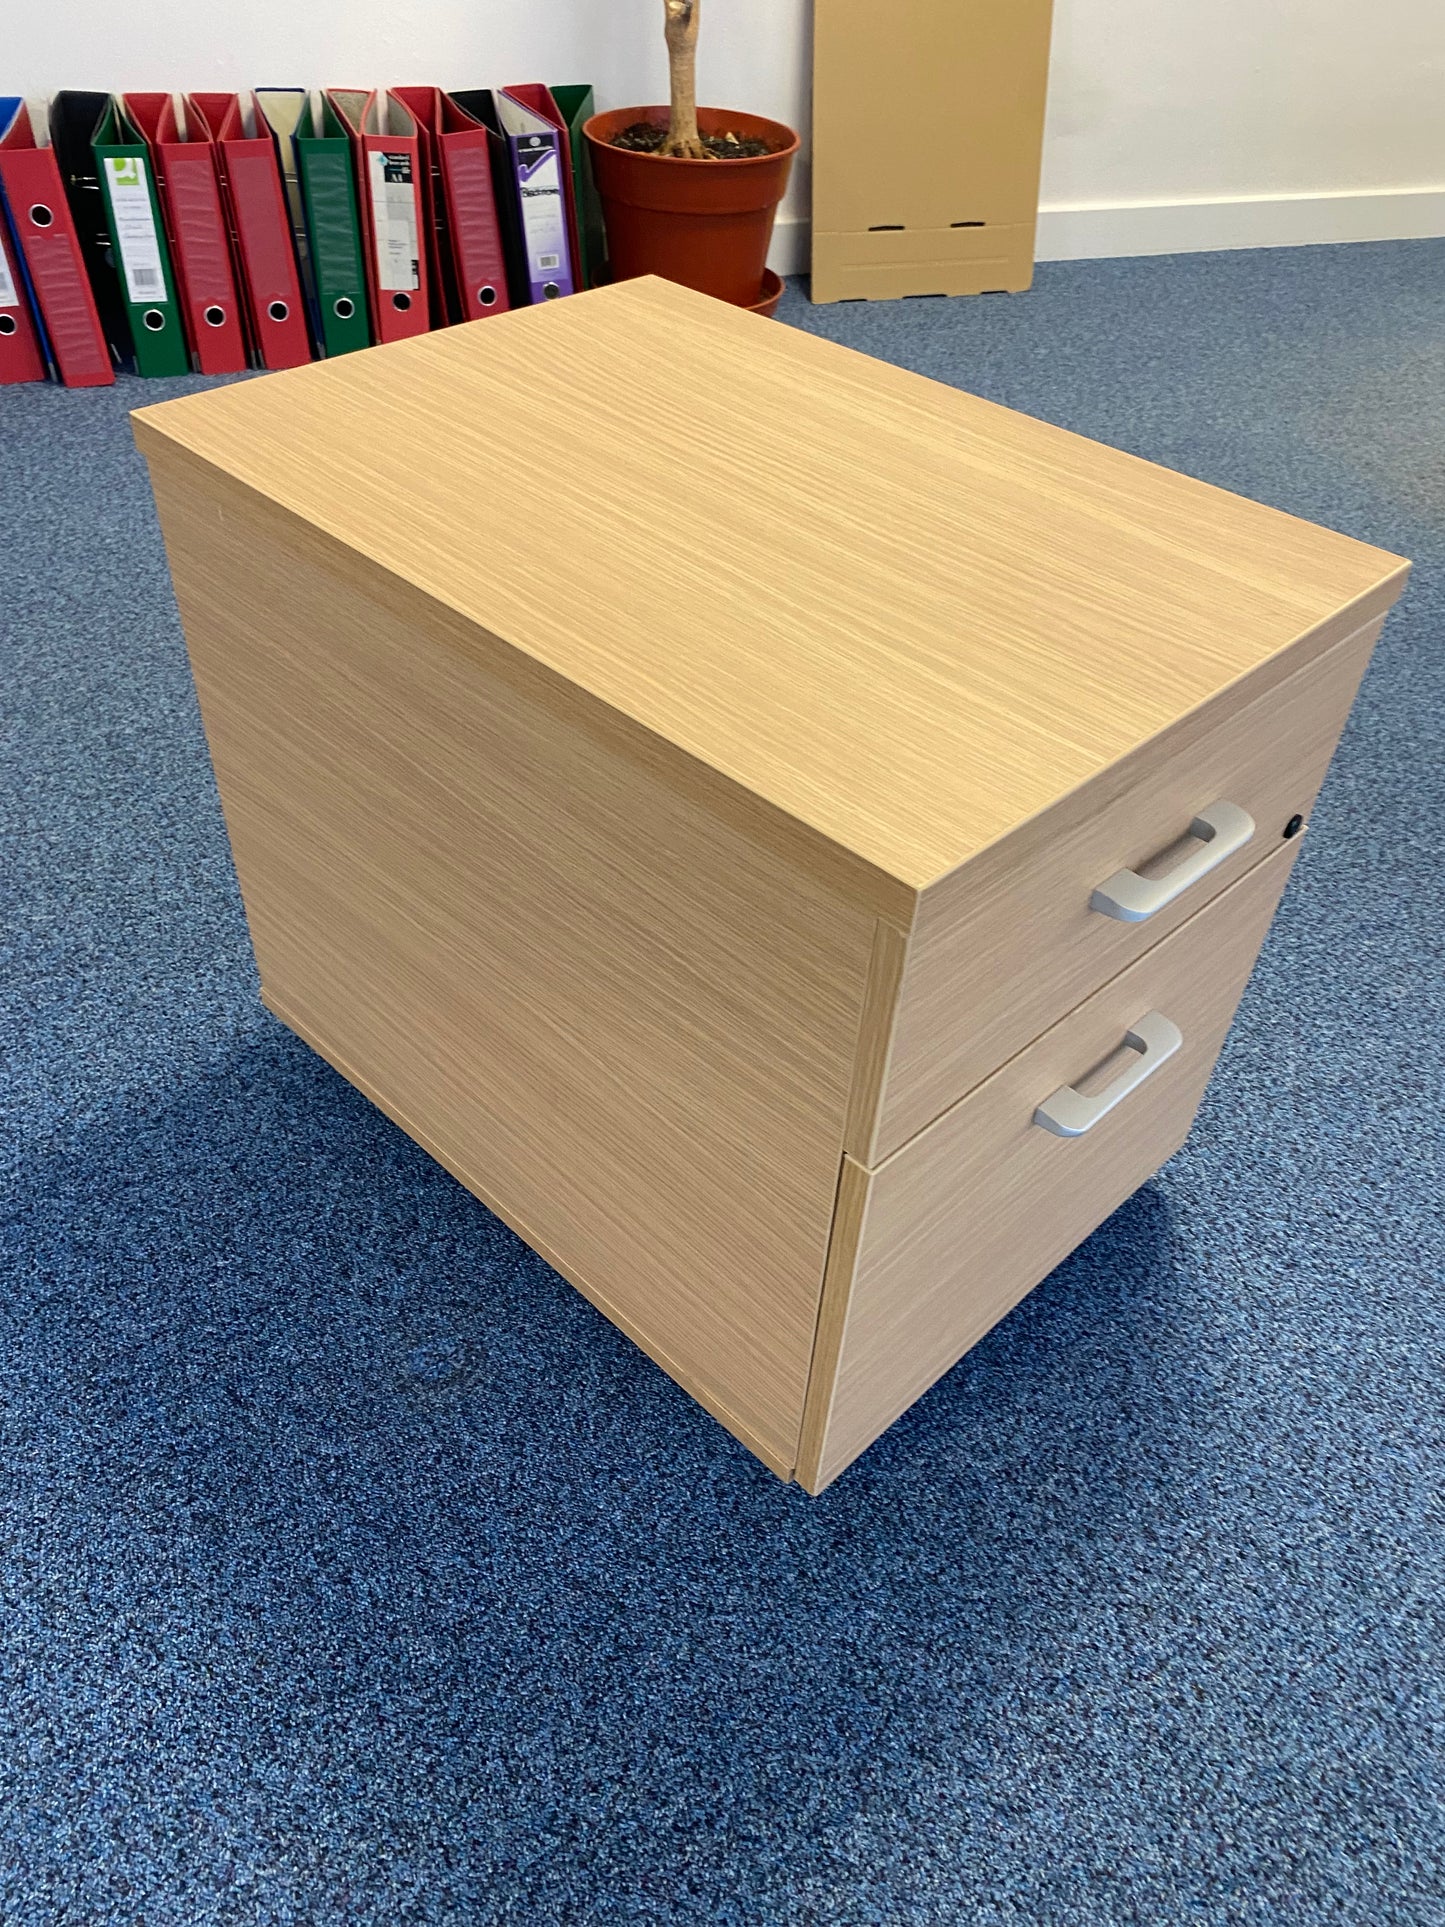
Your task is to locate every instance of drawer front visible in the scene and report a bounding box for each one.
[801,840,1301,1491]
[864,614,1381,1162]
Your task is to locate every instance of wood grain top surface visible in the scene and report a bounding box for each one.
[133,276,1407,893]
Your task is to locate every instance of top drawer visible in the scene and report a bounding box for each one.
[857,613,1382,1162]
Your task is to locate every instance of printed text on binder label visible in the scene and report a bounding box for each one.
[102,157,169,306]
[368,151,421,293]
[515,141,569,294]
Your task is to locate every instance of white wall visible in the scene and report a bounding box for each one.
[4,0,809,157]
[1039,0,1445,258]
[9,0,1444,261]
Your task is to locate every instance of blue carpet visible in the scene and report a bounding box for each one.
[2,241,1442,1924]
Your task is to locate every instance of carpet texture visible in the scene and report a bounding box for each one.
[2,241,1442,1924]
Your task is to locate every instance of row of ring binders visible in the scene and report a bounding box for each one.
[0,86,603,388]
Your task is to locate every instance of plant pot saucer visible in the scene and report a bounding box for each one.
[748,269,784,318]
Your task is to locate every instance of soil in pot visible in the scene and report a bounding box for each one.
[610,121,776,160]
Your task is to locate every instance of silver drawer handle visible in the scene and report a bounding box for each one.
[1091,801,1255,923]
[1033,1010,1183,1138]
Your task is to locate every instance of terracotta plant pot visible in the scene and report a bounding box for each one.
[583,106,798,308]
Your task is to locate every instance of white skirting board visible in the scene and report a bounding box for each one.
[771,184,1445,278]
[1035,185,1445,260]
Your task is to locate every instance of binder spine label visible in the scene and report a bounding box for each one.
[0,234,17,307]
[367,150,420,291]
[515,137,570,294]
[101,157,169,304]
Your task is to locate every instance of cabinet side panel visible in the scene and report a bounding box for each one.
[795,1155,871,1494]
[811,842,1301,1490]
[811,0,1054,302]
[810,231,1038,307]
[149,460,877,1471]
[813,0,1054,233]
[841,917,910,1162]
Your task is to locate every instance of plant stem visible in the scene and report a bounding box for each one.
[661,0,708,158]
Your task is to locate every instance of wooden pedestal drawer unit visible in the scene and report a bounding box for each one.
[133,276,1409,1489]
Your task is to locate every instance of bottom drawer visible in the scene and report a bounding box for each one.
[799,838,1302,1491]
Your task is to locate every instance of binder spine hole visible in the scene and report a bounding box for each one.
[203,306,226,327]
[29,204,54,228]
[333,297,355,320]
[141,309,166,332]
[952,220,986,228]
[0,315,15,337]
[868,224,904,232]
[542,283,561,300]
[478,286,497,308]
[392,292,412,312]
[267,300,289,323]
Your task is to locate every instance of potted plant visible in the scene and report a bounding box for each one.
[583,1,799,315]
